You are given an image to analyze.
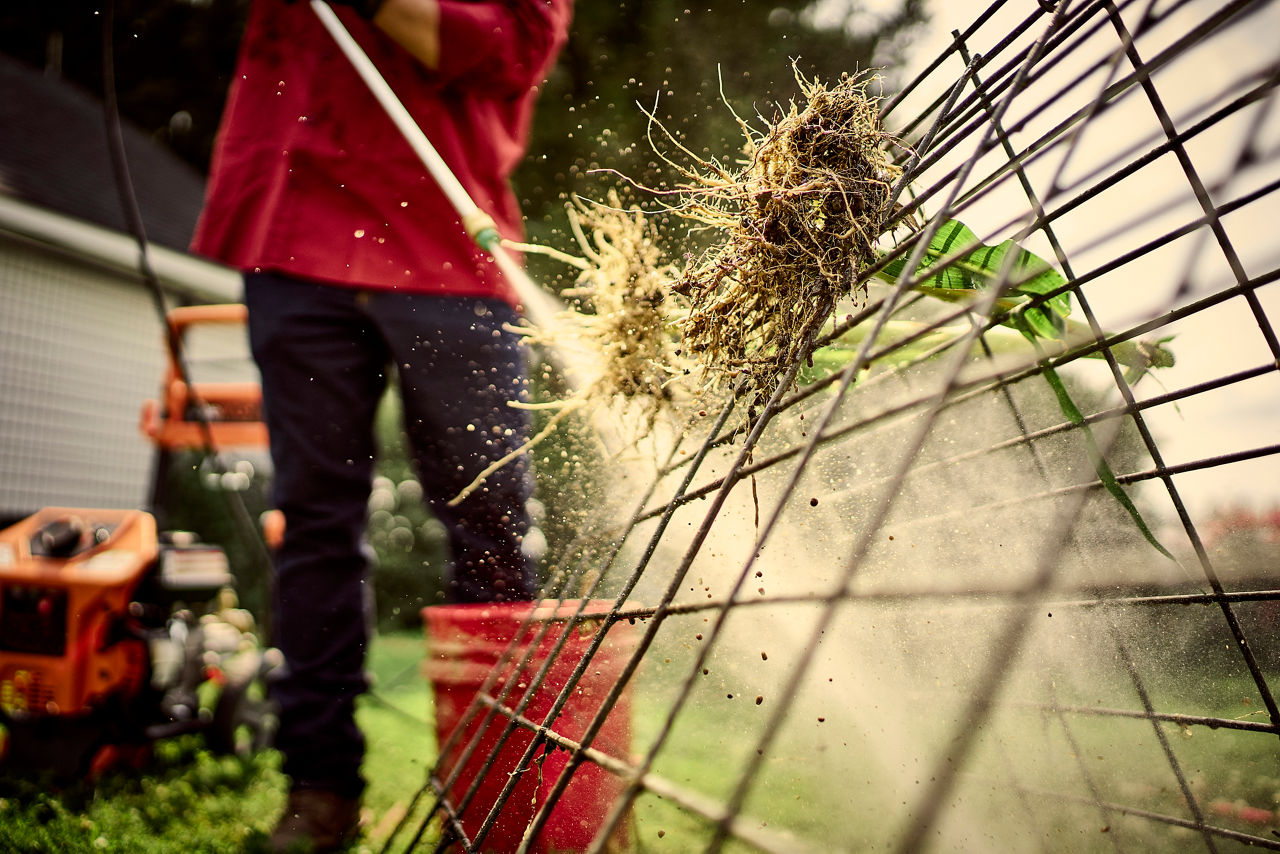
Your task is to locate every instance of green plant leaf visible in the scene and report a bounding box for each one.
[1034,352,1176,562]
[881,219,982,292]
[879,219,1072,340]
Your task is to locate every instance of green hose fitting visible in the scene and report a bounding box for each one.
[462,211,501,253]
[474,227,502,252]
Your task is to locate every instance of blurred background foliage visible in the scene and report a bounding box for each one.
[150,450,275,624]
[517,0,928,219]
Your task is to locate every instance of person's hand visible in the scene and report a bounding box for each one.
[287,0,386,21]
[290,0,442,71]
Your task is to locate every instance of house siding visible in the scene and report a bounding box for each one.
[0,235,169,518]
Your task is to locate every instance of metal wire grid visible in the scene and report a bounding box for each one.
[390,0,1280,851]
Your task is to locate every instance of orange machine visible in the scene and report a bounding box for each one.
[0,509,160,721]
[0,306,277,778]
[138,303,268,450]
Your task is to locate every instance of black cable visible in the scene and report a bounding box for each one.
[99,0,274,635]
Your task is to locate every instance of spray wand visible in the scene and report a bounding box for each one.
[308,0,591,390]
[310,1,632,502]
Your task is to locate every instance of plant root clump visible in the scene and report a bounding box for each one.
[670,69,901,408]
[531,191,695,441]
[451,195,692,506]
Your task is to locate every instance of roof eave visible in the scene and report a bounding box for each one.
[0,194,240,304]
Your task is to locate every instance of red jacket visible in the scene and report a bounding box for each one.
[192,0,570,305]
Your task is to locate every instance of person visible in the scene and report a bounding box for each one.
[190,0,572,849]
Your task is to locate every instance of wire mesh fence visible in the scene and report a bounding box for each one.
[394,0,1280,851]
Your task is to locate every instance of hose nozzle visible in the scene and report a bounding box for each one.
[462,210,501,252]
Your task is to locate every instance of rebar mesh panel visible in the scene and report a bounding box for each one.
[393,1,1280,851]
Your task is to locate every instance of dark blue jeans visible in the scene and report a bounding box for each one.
[245,273,537,795]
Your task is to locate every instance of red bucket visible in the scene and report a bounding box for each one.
[422,600,634,852]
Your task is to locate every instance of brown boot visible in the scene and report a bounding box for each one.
[269,787,361,853]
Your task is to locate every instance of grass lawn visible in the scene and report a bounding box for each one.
[0,632,435,854]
